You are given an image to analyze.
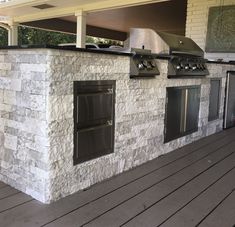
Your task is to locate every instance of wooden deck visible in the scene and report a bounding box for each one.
[1,127,235,227]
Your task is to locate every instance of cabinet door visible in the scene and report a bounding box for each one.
[165,86,200,143]
[186,87,200,132]
[165,87,185,142]
[224,72,235,128]
[208,79,221,121]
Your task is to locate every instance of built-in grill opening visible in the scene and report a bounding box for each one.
[164,86,201,143]
[127,28,209,78]
[74,80,115,164]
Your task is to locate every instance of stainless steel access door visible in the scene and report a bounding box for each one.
[224,71,235,129]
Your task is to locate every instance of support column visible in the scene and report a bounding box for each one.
[75,11,86,48]
[8,23,18,46]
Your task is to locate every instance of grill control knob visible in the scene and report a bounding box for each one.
[176,65,181,70]
[185,65,189,70]
[137,63,144,70]
[192,65,197,70]
[142,60,148,68]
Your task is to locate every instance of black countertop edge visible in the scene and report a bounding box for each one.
[0,44,133,57]
[206,60,235,65]
[0,45,174,60]
[0,45,234,65]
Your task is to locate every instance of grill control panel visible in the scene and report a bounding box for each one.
[168,56,209,78]
[130,49,160,78]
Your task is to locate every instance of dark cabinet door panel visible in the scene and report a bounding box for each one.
[224,72,235,129]
[186,87,200,132]
[165,86,200,143]
[74,80,115,165]
[208,79,221,121]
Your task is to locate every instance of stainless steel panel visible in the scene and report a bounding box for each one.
[208,79,221,121]
[165,87,184,142]
[77,93,113,128]
[75,125,113,163]
[165,86,200,143]
[73,80,115,164]
[224,72,235,129]
[129,28,204,57]
[185,87,200,132]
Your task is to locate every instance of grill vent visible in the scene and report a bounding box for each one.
[32,4,55,10]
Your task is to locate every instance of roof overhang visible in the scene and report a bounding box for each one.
[0,0,170,23]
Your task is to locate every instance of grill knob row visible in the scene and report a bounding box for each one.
[175,63,206,71]
[137,60,156,70]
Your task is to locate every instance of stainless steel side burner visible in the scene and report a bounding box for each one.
[130,48,160,78]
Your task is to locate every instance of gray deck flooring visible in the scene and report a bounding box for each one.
[0,127,235,227]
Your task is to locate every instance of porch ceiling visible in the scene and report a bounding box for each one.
[22,0,187,40]
[0,0,169,23]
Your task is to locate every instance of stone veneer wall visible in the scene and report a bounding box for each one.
[0,49,50,202]
[0,48,234,203]
[186,0,235,61]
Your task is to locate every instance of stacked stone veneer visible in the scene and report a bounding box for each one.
[0,48,234,203]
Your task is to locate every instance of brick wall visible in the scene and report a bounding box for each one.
[186,0,235,61]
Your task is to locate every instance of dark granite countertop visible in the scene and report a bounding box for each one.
[0,44,133,57]
[0,45,234,65]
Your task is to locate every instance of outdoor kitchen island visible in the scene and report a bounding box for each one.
[0,46,234,203]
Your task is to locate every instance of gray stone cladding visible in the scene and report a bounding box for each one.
[0,48,234,203]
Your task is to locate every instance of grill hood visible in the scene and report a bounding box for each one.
[128,28,204,57]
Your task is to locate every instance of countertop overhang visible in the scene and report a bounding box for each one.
[0,45,234,65]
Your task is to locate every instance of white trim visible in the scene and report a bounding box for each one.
[0,22,10,31]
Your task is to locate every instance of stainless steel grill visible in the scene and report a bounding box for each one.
[127,28,209,78]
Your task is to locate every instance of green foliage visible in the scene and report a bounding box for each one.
[0,27,8,46]
[18,26,76,45]
[0,26,122,46]
[86,35,123,46]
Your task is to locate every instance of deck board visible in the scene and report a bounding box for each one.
[0,193,33,213]
[160,169,235,227]
[43,134,235,227]
[0,128,234,227]
[0,186,19,200]
[121,152,235,227]
[0,182,7,189]
[198,191,235,227]
[82,141,235,227]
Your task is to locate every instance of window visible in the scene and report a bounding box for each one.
[208,79,221,121]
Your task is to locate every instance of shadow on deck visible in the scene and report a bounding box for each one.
[0,127,235,227]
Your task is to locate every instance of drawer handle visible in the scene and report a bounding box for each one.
[78,120,113,133]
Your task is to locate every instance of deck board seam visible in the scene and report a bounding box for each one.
[195,189,235,227]
[156,166,235,227]
[66,141,235,227]
[0,199,35,214]
[0,191,21,201]
[119,150,235,227]
[40,133,235,227]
